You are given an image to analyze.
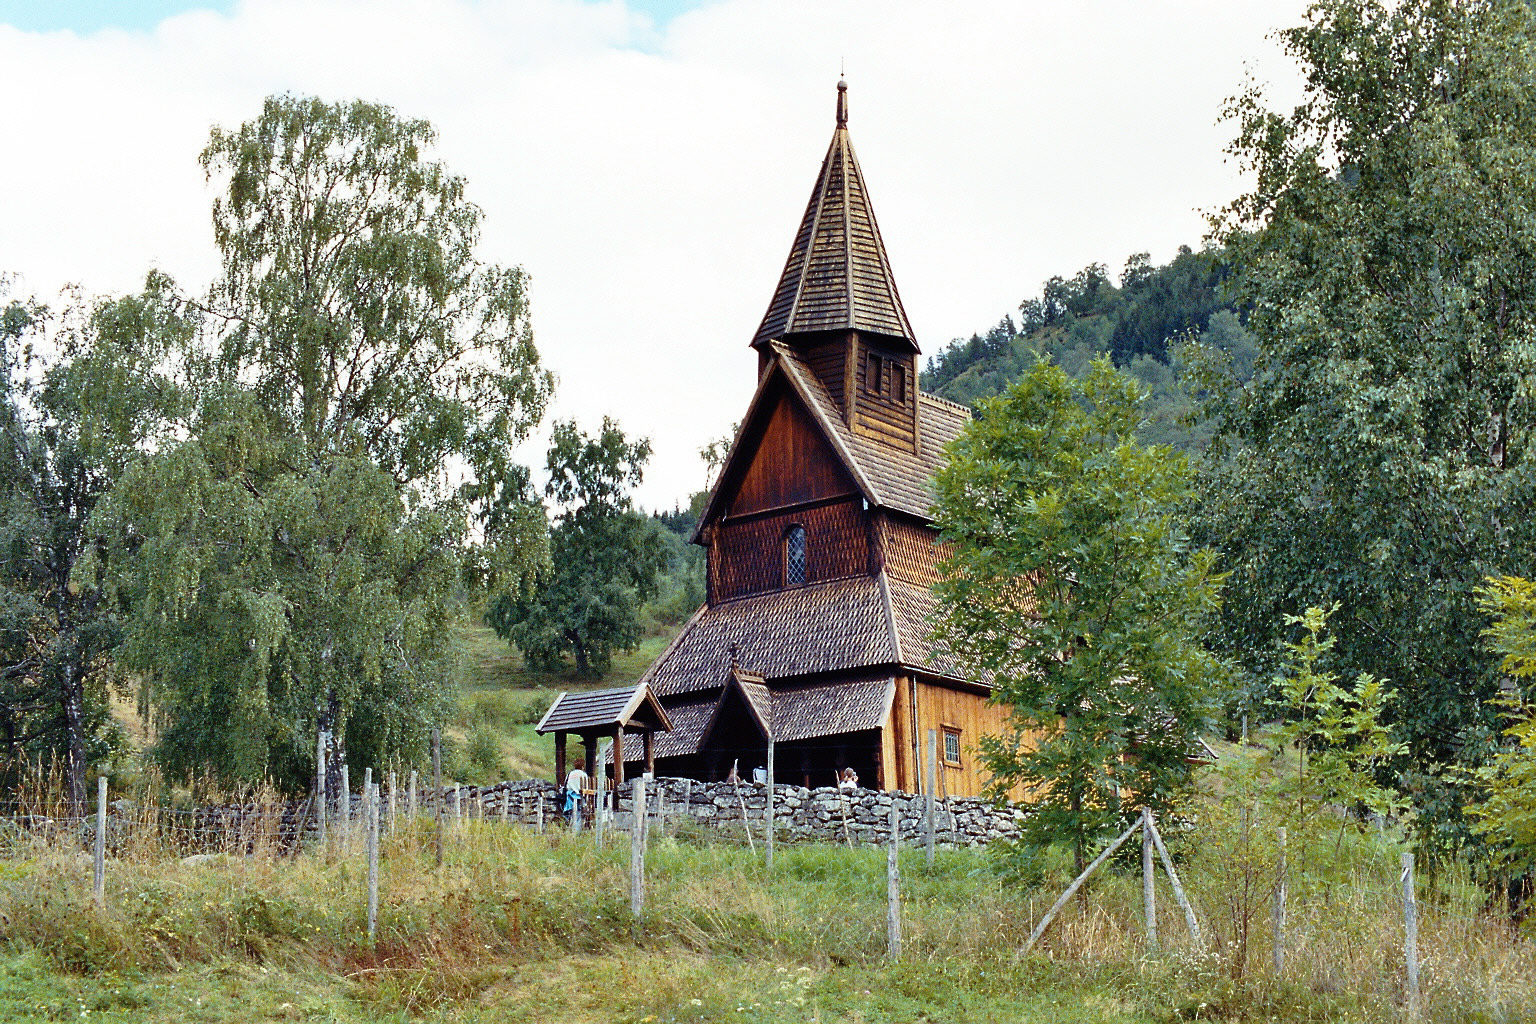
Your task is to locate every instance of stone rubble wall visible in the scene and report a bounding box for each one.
[130,778,1023,850]
[435,777,1023,848]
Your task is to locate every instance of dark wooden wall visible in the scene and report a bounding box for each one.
[728,388,857,517]
[879,515,943,587]
[710,498,868,602]
[800,337,846,411]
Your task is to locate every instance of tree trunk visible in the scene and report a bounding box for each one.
[320,692,346,816]
[568,631,591,678]
[61,661,86,815]
[1071,786,1086,878]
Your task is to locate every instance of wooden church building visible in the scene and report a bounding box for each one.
[628,81,1013,798]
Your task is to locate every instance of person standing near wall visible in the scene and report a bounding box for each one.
[564,757,589,831]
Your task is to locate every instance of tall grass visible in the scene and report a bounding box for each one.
[3,751,1536,1022]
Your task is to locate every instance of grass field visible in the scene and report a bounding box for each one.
[21,621,1530,1021]
[2,811,1534,1024]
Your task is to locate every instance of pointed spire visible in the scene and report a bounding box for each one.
[752,81,917,351]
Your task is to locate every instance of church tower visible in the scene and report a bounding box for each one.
[751,80,920,454]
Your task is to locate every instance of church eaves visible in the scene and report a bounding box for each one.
[751,80,918,351]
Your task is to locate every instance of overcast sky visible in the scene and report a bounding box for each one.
[0,0,1309,508]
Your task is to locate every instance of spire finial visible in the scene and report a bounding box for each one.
[836,77,848,128]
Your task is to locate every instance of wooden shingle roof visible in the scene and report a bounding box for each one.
[642,572,968,699]
[884,574,967,681]
[643,575,897,697]
[752,81,917,350]
[623,676,895,763]
[770,674,895,742]
[613,696,714,763]
[534,683,673,735]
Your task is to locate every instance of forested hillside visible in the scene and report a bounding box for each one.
[920,246,1257,450]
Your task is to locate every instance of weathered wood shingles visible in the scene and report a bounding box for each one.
[751,89,915,348]
[642,575,897,698]
[769,674,895,742]
[536,684,672,734]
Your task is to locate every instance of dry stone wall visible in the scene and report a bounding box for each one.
[448,777,1023,848]
[136,777,1024,850]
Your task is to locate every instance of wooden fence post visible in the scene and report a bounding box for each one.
[431,727,443,868]
[1273,827,1287,974]
[1145,810,1203,945]
[366,783,379,942]
[1023,817,1143,954]
[316,729,327,846]
[387,770,397,835]
[408,769,418,822]
[887,797,902,959]
[340,764,350,843]
[596,741,611,850]
[839,779,853,849]
[925,730,937,869]
[732,759,754,853]
[766,740,775,871]
[630,778,647,928]
[1403,851,1420,1018]
[93,776,107,907]
[1142,807,1157,950]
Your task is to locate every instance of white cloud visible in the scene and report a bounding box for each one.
[0,0,1309,507]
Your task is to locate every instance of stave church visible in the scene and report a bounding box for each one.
[540,81,1023,799]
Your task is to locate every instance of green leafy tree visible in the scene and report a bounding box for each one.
[93,96,553,790]
[1193,605,1404,977]
[489,418,666,679]
[931,356,1226,873]
[0,277,186,807]
[1469,576,1536,877]
[1270,605,1407,844]
[1199,0,1536,855]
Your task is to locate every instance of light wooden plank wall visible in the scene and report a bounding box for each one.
[885,676,1029,801]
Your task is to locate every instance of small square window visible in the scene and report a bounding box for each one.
[942,728,962,767]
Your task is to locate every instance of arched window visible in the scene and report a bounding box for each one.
[784,524,807,587]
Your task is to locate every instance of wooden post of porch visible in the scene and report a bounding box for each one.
[613,728,625,786]
[643,729,655,777]
[555,731,567,790]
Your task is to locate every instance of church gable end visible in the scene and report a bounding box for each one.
[727,383,859,517]
[705,379,872,604]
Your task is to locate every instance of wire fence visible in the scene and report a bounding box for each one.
[5,764,1530,1023]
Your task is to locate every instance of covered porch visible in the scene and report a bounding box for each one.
[534,682,673,788]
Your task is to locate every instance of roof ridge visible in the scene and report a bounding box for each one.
[876,569,905,666]
[918,390,973,417]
